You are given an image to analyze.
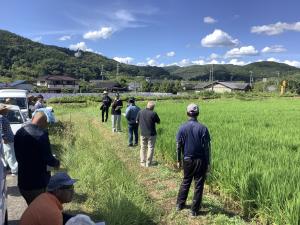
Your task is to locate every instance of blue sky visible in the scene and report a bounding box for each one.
[1,0,300,67]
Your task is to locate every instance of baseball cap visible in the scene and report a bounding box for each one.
[187,103,199,114]
[47,172,77,191]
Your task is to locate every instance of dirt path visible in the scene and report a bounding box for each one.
[91,119,250,225]
[6,174,27,225]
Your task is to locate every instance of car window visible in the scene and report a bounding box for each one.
[6,110,24,124]
[0,97,27,109]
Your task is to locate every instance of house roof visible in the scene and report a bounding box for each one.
[0,80,29,88]
[37,75,77,81]
[10,80,27,86]
[194,82,213,89]
[218,82,250,90]
[195,81,250,90]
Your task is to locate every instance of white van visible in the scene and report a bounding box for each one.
[0,89,29,119]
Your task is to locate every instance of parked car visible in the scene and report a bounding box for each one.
[5,105,26,135]
[0,89,29,120]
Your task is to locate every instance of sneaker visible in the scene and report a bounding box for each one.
[128,144,133,147]
[140,162,146,167]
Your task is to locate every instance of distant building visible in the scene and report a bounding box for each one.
[195,81,251,93]
[36,75,79,93]
[89,80,127,92]
[0,80,33,91]
[127,82,141,91]
[180,81,197,91]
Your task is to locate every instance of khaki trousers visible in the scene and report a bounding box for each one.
[140,135,157,165]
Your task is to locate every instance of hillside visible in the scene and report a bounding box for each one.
[0,29,171,81]
[1,29,300,82]
[164,62,300,81]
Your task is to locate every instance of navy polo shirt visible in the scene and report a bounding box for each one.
[176,118,210,160]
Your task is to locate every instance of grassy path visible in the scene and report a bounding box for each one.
[52,107,254,225]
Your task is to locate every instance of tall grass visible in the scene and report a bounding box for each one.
[51,98,300,224]
[146,98,300,225]
[50,110,161,225]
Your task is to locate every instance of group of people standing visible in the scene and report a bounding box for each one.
[100,91,211,216]
[100,91,161,167]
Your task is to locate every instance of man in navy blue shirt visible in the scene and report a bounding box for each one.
[125,97,140,147]
[175,103,211,217]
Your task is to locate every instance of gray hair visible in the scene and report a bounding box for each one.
[146,101,155,110]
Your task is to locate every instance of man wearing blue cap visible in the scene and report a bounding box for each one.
[175,103,211,217]
[20,172,76,225]
[15,111,60,205]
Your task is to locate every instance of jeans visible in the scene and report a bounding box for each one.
[112,114,121,132]
[128,124,139,145]
[101,107,109,122]
[3,142,18,174]
[140,135,156,165]
[176,158,207,212]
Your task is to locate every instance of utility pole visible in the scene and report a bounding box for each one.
[209,64,214,82]
[116,63,119,77]
[277,71,280,85]
[100,65,104,80]
[249,71,254,86]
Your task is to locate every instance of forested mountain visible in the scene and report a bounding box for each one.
[1,29,300,82]
[164,62,300,81]
[0,29,171,81]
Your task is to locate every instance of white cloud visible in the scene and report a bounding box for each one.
[261,45,286,53]
[166,51,176,57]
[209,53,219,60]
[203,16,217,24]
[113,57,134,64]
[147,59,157,66]
[58,35,71,41]
[83,27,114,40]
[192,59,206,65]
[115,10,135,22]
[201,29,239,47]
[225,46,259,58]
[178,59,191,67]
[169,59,191,67]
[267,57,280,62]
[228,59,247,66]
[32,36,42,42]
[251,21,300,35]
[283,60,300,68]
[69,42,93,52]
[155,54,161,59]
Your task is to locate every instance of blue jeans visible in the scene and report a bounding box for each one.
[128,124,139,145]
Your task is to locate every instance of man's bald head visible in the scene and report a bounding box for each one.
[32,111,48,128]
